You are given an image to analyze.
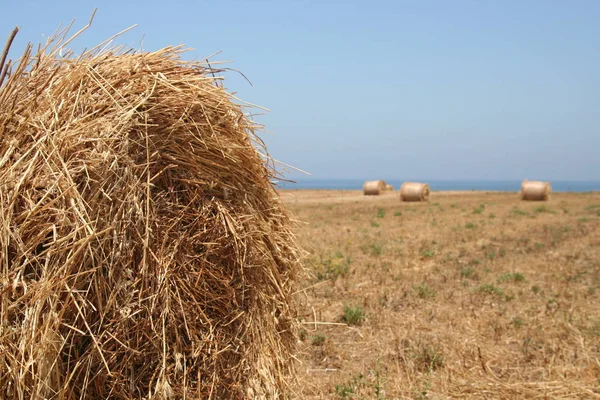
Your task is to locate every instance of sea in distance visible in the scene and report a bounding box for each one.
[276,179,600,193]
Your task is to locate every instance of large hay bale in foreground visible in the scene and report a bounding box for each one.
[400,182,430,202]
[521,180,551,201]
[0,31,301,399]
[363,180,386,195]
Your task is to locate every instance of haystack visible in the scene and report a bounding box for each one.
[521,180,551,201]
[363,180,386,195]
[0,26,301,399]
[400,182,430,202]
[385,184,394,191]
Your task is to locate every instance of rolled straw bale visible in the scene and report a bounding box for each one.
[521,180,551,201]
[0,27,301,399]
[363,180,386,195]
[400,182,430,202]
[386,184,394,191]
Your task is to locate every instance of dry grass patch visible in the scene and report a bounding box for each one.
[286,190,600,399]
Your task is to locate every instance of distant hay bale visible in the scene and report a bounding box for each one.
[363,180,386,195]
[521,180,551,201]
[400,182,430,202]
[0,27,301,399]
[386,184,394,191]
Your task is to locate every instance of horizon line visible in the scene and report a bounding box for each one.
[275,177,600,182]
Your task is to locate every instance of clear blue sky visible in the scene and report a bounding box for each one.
[2,1,599,181]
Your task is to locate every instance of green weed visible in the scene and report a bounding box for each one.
[476,283,504,297]
[313,252,351,281]
[370,243,383,256]
[588,286,597,296]
[534,205,555,214]
[420,249,435,259]
[511,317,525,328]
[413,283,436,299]
[498,272,525,283]
[473,204,485,214]
[342,305,365,326]
[334,373,367,399]
[335,384,354,399]
[311,332,326,346]
[460,266,477,280]
[404,339,445,372]
[413,380,432,400]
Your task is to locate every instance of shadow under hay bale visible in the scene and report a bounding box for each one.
[520,180,551,201]
[400,182,430,202]
[0,28,301,399]
[363,180,386,195]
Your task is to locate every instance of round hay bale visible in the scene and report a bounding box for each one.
[363,180,386,195]
[385,184,394,191]
[0,32,301,399]
[521,180,551,201]
[400,182,430,202]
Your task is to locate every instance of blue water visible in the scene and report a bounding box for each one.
[276,179,600,192]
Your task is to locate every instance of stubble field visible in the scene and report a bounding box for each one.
[282,190,600,399]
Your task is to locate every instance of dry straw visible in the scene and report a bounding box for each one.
[385,184,394,191]
[0,19,301,399]
[363,180,386,195]
[400,182,430,202]
[520,180,551,201]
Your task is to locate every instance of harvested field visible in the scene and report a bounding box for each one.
[282,190,600,399]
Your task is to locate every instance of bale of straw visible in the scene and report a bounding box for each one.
[386,184,394,191]
[0,28,301,399]
[520,180,551,201]
[363,180,386,195]
[400,182,430,202]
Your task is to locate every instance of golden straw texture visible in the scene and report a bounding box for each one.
[363,180,386,196]
[0,28,301,399]
[400,182,430,202]
[521,180,551,201]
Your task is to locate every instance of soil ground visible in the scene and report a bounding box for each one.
[282,190,600,399]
